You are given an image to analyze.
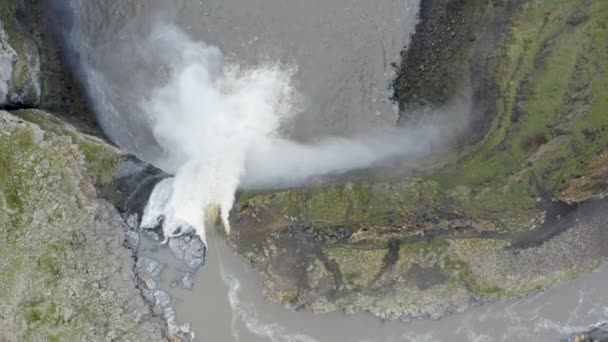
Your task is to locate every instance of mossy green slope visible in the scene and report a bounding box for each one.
[440,0,608,193]
[230,0,608,320]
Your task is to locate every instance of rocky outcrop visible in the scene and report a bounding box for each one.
[0,14,41,108]
[0,108,199,341]
[0,110,166,340]
[392,0,512,141]
[228,0,608,321]
[1,0,99,130]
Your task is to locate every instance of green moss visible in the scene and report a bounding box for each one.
[13,110,65,135]
[243,180,444,231]
[327,247,386,288]
[237,191,259,203]
[437,0,608,199]
[11,110,121,187]
[79,140,120,186]
[0,127,36,212]
[26,309,42,325]
[38,242,68,279]
[281,289,299,303]
[440,258,503,298]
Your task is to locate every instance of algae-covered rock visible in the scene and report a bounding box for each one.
[0,110,165,341]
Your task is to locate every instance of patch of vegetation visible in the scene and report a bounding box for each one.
[12,109,122,187]
[0,127,35,212]
[78,139,120,186]
[437,0,608,199]
[327,247,386,288]
[281,289,299,303]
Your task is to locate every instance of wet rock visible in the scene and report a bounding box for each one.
[0,20,41,108]
[164,307,195,340]
[153,290,171,310]
[562,322,608,342]
[137,256,164,280]
[125,212,140,230]
[171,272,195,290]
[106,157,168,214]
[168,232,207,270]
[124,229,140,250]
[143,229,162,242]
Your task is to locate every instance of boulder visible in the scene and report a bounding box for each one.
[168,232,207,270]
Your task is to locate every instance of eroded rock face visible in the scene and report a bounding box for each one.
[0,22,16,103]
[0,110,164,340]
[0,19,41,108]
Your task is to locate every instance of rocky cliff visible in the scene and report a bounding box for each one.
[0,3,176,340]
[228,0,608,320]
[0,110,166,341]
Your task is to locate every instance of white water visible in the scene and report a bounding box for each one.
[66,0,468,243]
[130,24,464,243]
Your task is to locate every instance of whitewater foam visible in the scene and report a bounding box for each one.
[94,23,467,244]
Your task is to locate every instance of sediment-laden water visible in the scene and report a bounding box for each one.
[141,231,608,342]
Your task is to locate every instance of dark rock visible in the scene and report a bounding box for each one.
[99,156,169,215]
[567,8,589,26]
[168,232,206,270]
[143,229,162,243]
[562,322,608,342]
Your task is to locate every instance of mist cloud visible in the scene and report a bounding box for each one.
[78,23,470,242]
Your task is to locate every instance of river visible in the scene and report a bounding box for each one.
[65,0,607,341]
[142,231,608,342]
